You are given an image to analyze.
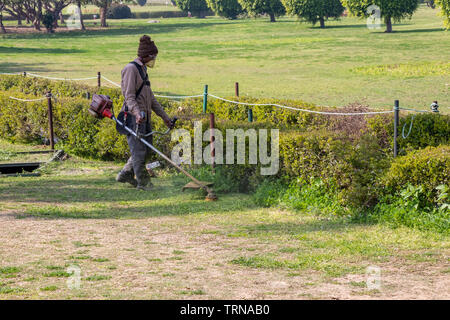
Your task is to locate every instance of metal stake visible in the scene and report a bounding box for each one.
[394,100,399,157]
[47,91,55,150]
[203,85,208,113]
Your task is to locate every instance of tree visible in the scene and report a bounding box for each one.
[43,0,73,29]
[0,1,6,33]
[238,0,286,22]
[5,0,44,31]
[436,0,450,29]
[42,10,55,32]
[175,0,209,17]
[282,0,344,28]
[342,0,420,33]
[76,0,87,30]
[206,0,244,19]
[91,0,111,27]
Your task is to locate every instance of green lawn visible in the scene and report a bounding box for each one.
[1,6,448,110]
[0,139,449,299]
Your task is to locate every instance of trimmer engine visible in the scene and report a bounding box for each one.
[89,94,113,119]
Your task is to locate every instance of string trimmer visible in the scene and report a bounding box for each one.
[88,94,218,201]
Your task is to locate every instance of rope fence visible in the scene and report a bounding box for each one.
[2,71,446,157]
[9,96,48,102]
[1,71,443,115]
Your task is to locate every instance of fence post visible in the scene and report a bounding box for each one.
[248,108,253,122]
[235,82,239,97]
[47,91,55,150]
[97,72,101,88]
[393,100,399,157]
[203,84,208,113]
[210,113,215,173]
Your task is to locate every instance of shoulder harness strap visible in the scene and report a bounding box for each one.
[124,61,150,112]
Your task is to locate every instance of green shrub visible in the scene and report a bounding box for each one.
[252,179,287,207]
[366,112,450,154]
[107,4,133,19]
[368,184,449,234]
[341,133,391,208]
[134,11,188,19]
[252,177,348,216]
[42,12,55,33]
[279,130,353,187]
[399,113,450,151]
[1,75,449,225]
[382,145,450,203]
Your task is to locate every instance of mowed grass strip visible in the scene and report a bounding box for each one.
[0,139,448,299]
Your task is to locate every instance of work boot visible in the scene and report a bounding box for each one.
[136,182,154,191]
[116,171,138,187]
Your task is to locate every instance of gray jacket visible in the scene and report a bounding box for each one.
[120,58,170,123]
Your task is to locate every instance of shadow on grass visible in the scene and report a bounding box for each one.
[0,175,181,204]
[0,62,67,74]
[0,46,86,54]
[309,24,370,29]
[0,21,234,40]
[388,28,445,33]
[0,174,256,219]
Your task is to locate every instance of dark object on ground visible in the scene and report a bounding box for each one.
[0,162,42,175]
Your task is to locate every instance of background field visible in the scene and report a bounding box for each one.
[1,6,448,109]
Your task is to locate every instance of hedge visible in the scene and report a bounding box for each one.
[0,75,449,211]
[382,145,450,203]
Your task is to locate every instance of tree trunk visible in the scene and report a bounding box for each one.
[100,5,108,27]
[269,12,276,22]
[18,14,22,26]
[59,12,64,25]
[0,12,6,34]
[77,1,86,31]
[33,18,41,31]
[34,0,42,31]
[319,17,325,28]
[385,16,392,33]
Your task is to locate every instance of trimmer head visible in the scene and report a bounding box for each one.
[205,189,218,201]
[182,181,218,201]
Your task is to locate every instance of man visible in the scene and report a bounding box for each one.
[116,35,172,191]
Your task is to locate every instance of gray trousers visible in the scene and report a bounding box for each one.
[121,118,153,187]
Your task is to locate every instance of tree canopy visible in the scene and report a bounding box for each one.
[282,0,345,28]
[342,0,420,32]
[436,0,450,29]
[206,0,244,19]
[175,0,210,17]
[238,0,286,22]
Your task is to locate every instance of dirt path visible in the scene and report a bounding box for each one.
[1,212,448,299]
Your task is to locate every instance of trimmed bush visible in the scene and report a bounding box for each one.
[382,145,450,203]
[107,4,133,19]
[1,74,449,228]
